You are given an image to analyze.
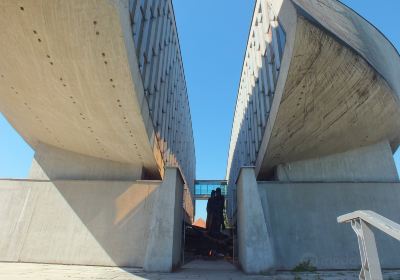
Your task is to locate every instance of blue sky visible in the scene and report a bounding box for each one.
[0,1,399,221]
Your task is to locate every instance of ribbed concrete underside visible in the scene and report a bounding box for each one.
[0,0,160,176]
[258,17,400,178]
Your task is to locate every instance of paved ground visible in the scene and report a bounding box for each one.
[1,261,400,280]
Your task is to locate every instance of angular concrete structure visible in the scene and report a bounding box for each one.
[0,0,195,271]
[226,0,400,273]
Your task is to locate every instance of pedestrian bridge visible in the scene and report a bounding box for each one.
[194,180,228,200]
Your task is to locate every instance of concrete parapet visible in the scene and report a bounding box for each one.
[237,167,274,274]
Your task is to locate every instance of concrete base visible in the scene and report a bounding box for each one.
[144,168,184,272]
[0,167,184,271]
[237,168,274,274]
[257,181,400,270]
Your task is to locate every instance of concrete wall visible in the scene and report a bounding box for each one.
[0,168,185,270]
[276,141,399,182]
[0,179,159,267]
[258,181,400,270]
[144,168,184,272]
[236,168,274,274]
[30,143,143,180]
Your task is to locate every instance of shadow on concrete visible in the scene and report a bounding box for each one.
[53,179,160,269]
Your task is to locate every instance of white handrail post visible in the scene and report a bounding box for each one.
[351,218,383,280]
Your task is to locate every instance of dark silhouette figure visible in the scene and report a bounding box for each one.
[206,190,216,230]
[208,188,225,237]
[215,187,225,231]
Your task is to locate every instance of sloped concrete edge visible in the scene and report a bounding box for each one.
[144,167,184,272]
[237,167,274,274]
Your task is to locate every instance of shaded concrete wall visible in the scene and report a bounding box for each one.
[258,181,400,270]
[29,143,143,180]
[276,141,399,182]
[0,168,185,270]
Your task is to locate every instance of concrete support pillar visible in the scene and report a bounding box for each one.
[237,167,274,274]
[144,167,184,272]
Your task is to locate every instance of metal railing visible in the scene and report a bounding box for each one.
[338,210,400,280]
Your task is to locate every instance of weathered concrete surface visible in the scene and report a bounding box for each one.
[237,168,274,274]
[0,1,196,187]
[292,0,400,102]
[1,262,400,280]
[257,14,400,179]
[0,179,160,267]
[258,181,400,270]
[0,0,161,176]
[144,168,184,272]
[276,141,399,182]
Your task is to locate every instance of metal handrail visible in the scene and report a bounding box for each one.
[338,210,400,280]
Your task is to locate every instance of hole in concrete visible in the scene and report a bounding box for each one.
[117,99,120,102]
[102,52,106,57]
[112,85,116,88]
[46,54,51,59]
[49,62,54,65]
[110,78,113,82]
[20,6,24,11]
[93,21,97,25]
[96,31,100,35]
[38,38,41,43]
[33,30,37,34]
[63,84,67,87]
[60,77,63,81]
[104,61,108,65]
